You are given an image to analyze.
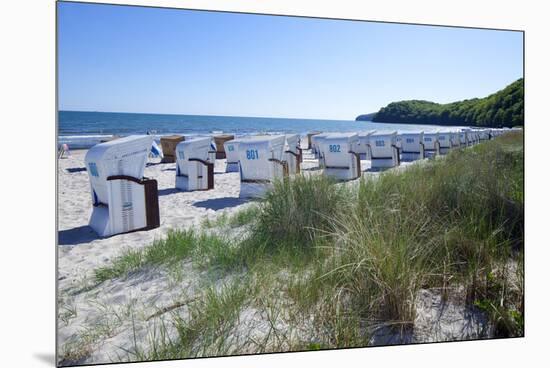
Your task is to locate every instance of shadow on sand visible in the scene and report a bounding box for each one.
[363,167,391,173]
[58,226,99,246]
[193,197,248,211]
[158,188,180,196]
[65,167,87,173]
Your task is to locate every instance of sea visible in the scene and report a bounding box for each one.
[58,110,452,149]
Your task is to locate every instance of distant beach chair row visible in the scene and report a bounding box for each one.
[83,127,520,237]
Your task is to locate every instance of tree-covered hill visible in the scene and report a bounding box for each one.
[358,78,523,127]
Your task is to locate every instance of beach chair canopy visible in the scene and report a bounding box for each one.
[85,135,153,205]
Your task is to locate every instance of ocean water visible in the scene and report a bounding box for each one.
[58,111,451,148]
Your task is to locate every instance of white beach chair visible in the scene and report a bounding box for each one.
[437,131,453,154]
[237,135,287,198]
[465,129,477,146]
[175,137,216,191]
[450,131,461,148]
[478,129,491,141]
[458,130,468,147]
[284,134,302,175]
[84,135,160,237]
[306,131,322,150]
[213,134,235,159]
[395,135,403,153]
[472,130,480,144]
[310,133,330,168]
[367,131,400,169]
[399,131,425,161]
[319,133,361,181]
[310,133,329,159]
[356,130,376,160]
[224,139,241,173]
[423,132,440,157]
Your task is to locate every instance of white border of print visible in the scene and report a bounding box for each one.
[1,1,548,368]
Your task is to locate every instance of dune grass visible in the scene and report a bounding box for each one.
[327,133,524,332]
[94,229,244,283]
[82,132,523,363]
[202,205,260,229]
[131,280,251,360]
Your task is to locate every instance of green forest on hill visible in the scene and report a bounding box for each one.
[359,78,523,127]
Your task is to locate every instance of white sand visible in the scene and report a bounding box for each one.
[56,149,439,365]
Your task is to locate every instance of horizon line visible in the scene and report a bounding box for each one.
[57,109,376,122]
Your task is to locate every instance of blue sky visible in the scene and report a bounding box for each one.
[57,2,523,120]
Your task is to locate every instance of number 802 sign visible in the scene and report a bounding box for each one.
[328,144,341,152]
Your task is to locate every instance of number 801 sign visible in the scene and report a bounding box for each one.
[246,149,259,160]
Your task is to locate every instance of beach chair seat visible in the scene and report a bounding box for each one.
[175,137,216,191]
[85,135,160,237]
